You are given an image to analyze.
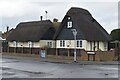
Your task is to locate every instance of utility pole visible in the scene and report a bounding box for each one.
[71,29,77,62]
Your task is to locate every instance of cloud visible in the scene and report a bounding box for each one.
[76,2,118,33]
[0,0,40,18]
[0,1,24,17]
[0,0,118,34]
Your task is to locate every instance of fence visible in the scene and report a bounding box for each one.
[2,47,115,61]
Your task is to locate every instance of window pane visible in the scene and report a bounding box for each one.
[63,40,65,47]
[80,41,82,47]
[47,42,52,47]
[76,40,82,47]
[60,40,65,47]
[60,41,62,47]
[50,42,52,47]
[77,41,79,47]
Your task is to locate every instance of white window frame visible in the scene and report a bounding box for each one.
[60,40,65,47]
[77,40,82,48]
[67,21,72,28]
[90,41,92,51]
[47,42,52,48]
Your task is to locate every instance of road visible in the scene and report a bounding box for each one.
[0,55,118,78]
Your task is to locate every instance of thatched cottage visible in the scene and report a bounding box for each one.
[54,7,111,51]
[7,20,56,49]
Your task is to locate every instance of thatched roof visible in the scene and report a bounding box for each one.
[54,7,111,41]
[53,21,61,30]
[2,28,14,39]
[7,20,55,42]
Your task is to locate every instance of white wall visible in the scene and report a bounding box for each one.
[56,40,108,51]
[56,40,86,49]
[8,40,55,48]
[39,40,55,48]
[8,40,108,51]
[9,42,14,47]
[86,41,108,51]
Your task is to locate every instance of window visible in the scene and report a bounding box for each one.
[90,41,92,51]
[60,40,65,47]
[97,41,99,50]
[68,17,71,20]
[93,41,96,51]
[47,42,52,48]
[104,42,107,50]
[13,41,17,47]
[67,21,72,28]
[77,40,82,47]
[28,41,33,48]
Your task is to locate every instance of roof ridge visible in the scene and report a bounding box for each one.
[19,20,51,24]
[67,7,91,16]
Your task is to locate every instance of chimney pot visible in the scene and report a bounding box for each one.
[7,26,9,32]
[40,16,43,21]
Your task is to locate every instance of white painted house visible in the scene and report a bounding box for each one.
[54,7,111,51]
[7,20,56,49]
[6,7,111,53]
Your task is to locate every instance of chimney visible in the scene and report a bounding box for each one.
[53,18,58,22]
[40,16,43,21]
[7,26,9,32]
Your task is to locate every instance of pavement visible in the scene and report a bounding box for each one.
[2,53,119,65]
[1,53,119,78]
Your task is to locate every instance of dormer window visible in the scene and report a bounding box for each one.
[67,21,72,28]
[67,16,72,28]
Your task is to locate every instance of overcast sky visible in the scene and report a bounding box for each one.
[0,0,119,33]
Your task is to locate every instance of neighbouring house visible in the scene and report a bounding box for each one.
[6,20,56,51]
[54,7,111,51]
[2,28,14,52]
[2,27,14,39]
[0,31,2,40]
[0,31,3,53]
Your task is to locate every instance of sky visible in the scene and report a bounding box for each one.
[0,0,119,34]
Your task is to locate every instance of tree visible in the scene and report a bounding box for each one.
[110,28,120,41]
[110,28,120,60]
[53,18,58,22]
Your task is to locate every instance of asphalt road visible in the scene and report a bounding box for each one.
[0,55,119,78]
